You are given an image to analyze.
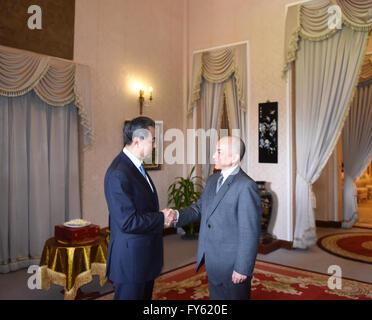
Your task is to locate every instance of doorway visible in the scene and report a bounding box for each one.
[354,161,372,229]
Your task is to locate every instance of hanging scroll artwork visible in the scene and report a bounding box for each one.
[259,101,278,163]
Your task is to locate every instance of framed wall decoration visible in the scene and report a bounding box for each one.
[259,101,278,163]
[144,120,163,170]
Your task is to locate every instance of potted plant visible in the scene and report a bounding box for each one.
[167,166,204,240]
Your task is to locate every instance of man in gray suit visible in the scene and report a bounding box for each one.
[165,136,262,300]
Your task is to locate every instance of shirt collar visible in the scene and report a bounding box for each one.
[221,164,239,180]
[123,147,142,169]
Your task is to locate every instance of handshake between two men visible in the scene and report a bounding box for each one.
[161,208,178,228]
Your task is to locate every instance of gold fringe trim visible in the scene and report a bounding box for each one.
[232,47,246,112]
[342,16,372,33]
[188,54,203,115]
[74,68,95,150]
[91,262,108,287]
[299,28,339,42]
[283,4,302,75]
[40,262,107,300]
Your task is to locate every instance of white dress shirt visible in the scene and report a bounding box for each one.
[219,164,240,188]
[123,147,154,192]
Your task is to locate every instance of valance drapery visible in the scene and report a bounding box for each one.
[189,44,247,114]
[284,0,372,72]
[0,45,93,149]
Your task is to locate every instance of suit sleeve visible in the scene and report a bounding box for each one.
[175,193,203,227]
[107,170,164,234]
[234,180,262,277]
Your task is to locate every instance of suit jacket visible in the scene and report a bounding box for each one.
[176,167,262,285]
[104,151,164,284]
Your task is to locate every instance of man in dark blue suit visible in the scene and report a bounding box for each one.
[104,116,171,300]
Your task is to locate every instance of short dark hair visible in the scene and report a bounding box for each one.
[123,116,155,146]
[239,138,246,160]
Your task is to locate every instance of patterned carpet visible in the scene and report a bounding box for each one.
[318,232,372,264]
[96,261,372,300]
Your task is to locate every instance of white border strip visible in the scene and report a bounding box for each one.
[192,40,249,54]
[286,65,294,242]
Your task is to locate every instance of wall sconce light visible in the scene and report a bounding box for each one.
[139,86,153,115]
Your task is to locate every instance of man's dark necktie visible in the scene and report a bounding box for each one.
[216,173,224,193]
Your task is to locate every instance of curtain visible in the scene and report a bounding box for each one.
[189,43,248,114]
[283,0,372,248]
[0,91,81,273]
[189,43,248,179]
[200,80,224,181]
[224,76,249,173]
[342,80,372,228]
[293,26,368,249]
[0,45,94,149]
[284,0,372,73]
[0,45,91,272]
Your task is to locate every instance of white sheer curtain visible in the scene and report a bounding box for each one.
[293,26,368,249]
[0,91,81,273]
[342,80,372,228]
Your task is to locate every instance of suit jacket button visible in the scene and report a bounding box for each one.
[208,224,211,228]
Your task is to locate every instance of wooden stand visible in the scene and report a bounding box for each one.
[258,239,282,254]
[163,228,177,236]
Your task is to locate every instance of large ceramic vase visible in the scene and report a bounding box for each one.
[256,181,274,244]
